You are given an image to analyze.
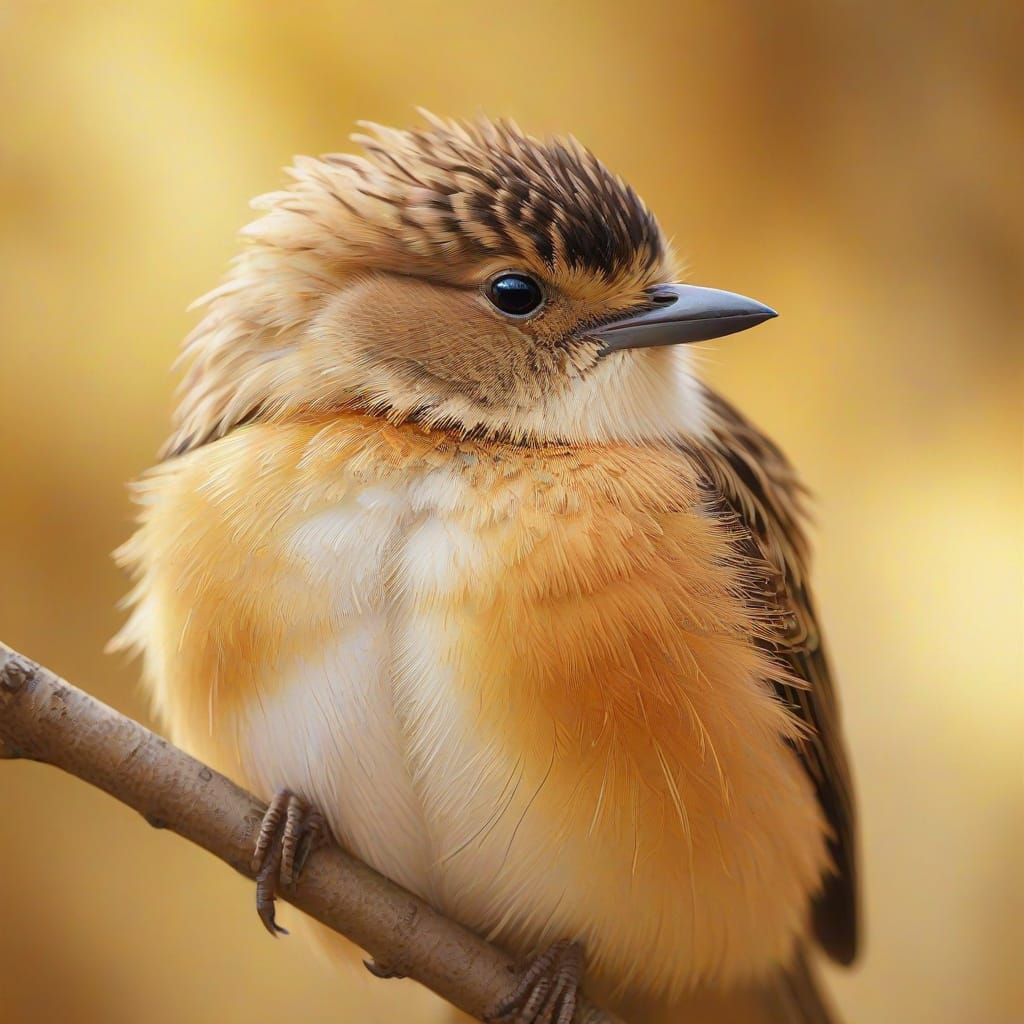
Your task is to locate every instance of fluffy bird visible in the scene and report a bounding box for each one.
[116,114,859,1024]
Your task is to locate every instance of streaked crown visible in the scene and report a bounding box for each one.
[249,112,666,287]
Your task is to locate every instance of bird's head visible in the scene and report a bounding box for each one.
[166,114,775,456]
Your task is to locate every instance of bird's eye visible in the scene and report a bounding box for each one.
[486,273,545,318]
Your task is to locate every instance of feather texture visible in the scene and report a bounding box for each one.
[689,388,859,966]
[117,413,832,1010]
[116,114,857,1022]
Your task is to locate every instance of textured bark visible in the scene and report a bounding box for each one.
[0,641,620,1024]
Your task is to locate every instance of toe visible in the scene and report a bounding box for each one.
[252,790,290,873]
[250,788,328,936]
[279,793,307,885]
[489,939,584,1024]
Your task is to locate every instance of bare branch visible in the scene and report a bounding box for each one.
[0,641,621,1024]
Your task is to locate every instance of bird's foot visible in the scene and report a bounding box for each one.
[251,788,324,936]
[490,939,584,1024]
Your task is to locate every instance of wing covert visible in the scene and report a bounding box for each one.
[686,387,860,965]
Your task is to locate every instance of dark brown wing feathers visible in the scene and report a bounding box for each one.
[688,387,860,966]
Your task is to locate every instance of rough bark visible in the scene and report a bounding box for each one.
[0,641,620,1024]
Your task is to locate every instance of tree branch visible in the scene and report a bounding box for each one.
[0,641,621,1024]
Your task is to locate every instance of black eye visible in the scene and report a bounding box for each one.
[486,273,545,318]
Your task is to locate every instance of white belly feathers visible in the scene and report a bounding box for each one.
[236,469,500,907]
[238,482,432,896]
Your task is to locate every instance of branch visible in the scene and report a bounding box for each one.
[0,642,621,1024]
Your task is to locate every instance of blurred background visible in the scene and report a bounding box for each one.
[0,2,1020,1022]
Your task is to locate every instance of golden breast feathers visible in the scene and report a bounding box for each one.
[119,415,829,998]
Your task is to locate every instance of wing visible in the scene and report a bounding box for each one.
[686,387,860,965]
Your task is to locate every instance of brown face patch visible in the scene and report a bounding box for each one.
[316,265,671,425]
[321,273,568,412]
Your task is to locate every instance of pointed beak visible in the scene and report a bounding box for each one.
[590,284,777,353]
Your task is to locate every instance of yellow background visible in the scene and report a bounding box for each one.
[1,2,1020,1022]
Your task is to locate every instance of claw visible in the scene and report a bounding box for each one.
[251,789,324,937]
[255,843,289,937]
[490,939,584,1024]
[364,957,406,979]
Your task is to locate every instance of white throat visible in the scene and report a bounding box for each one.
[413,345,710,447]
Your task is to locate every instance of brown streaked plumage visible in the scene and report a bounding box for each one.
[692,387,859,966]
[116,114,858,1024]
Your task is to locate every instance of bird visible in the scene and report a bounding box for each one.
[114,112,859,1024]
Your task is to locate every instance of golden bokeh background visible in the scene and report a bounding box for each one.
[1,2,1020,1022]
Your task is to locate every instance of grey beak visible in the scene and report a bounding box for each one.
[590,284,777,352]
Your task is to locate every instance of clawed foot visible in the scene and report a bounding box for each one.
[490,939,585,1024]
[251,789,324,936]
